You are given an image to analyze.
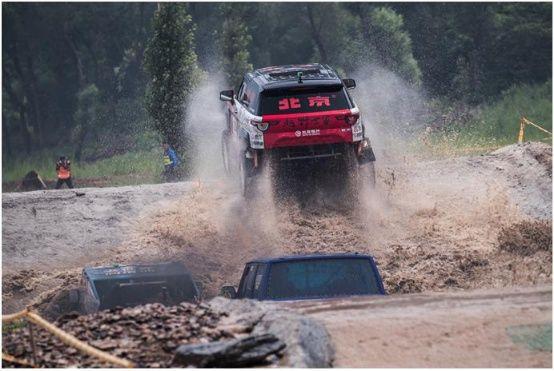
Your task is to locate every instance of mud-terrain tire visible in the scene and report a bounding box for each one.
[270,154,304,202]
[340,144,361,205]
[359,161,376,190]
[270,154,286,199]
[221,131,231,175]
[239,155,257,199]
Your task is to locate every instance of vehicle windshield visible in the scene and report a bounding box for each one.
[266,258,381,300]
[260,86,350,115]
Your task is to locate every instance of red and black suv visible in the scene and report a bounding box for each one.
[220,64,376,198]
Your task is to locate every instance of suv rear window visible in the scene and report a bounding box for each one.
[266,258,380,300]
[93,276,198,309]
[260,86,350,115]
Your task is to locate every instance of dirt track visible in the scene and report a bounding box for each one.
[288,284,552,367]
[2,142,552,366]
[3,143,552,304]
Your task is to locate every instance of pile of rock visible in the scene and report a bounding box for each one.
[2,302,280,368]
[3,299,332,368]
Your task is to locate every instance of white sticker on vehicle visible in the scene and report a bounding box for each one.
[296,129,320,137]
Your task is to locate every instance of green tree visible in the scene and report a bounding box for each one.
[361,6,422,85]
[144,3,198,151]
[304,3,361,72]
[490,3,552,94]
[73,84,101,161]
[216,4,253,89]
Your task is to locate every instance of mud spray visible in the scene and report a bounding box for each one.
[4,66,550,314]
[132,64,551,297]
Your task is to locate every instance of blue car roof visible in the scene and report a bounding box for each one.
[246,253,375,265]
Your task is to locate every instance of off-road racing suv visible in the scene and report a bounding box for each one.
[220,253,385,301]
[66,262,200,314]
[220,64,376,198]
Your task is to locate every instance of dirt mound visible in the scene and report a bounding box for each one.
[488,142,552,219]
[379,246,490,293]
[2,269,42,295]
[493,141,552,176]
[498,220,552,256]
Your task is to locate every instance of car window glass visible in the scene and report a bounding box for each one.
[244,265,258,298]
[266,258,380,300]
[252,265,265,298]
[260,86,350,115]
[86,279,95,297]
[238,264,256,297]
[237,81,245,101]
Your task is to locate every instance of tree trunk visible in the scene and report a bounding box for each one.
[24,53,43,148]
[74,126,88,162]
[306,4,328,63]
[10,41,42,150]
[2,112,13,158]
[63,22,86,87]
[20,105,32,155]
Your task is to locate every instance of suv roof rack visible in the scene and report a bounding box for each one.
[267,68,324,80]
[251,64,339,87]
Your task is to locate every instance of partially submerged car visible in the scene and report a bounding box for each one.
[70,261,200,313]
[220,254,385,301]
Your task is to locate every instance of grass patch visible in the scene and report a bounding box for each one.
[2,150,163,187]
[422,81,552,157]
[2,320,27,334]
[507,323,552,352]
[476,80,552,141]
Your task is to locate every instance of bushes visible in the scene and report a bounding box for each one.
[476,80,552,141]
[425,80,552,155]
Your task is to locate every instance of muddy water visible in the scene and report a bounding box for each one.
[114,142,551,298]
[2,143,551,313]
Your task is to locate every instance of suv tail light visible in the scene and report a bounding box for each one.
[251,120,269,132]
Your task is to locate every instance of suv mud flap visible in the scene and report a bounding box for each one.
[358,145,376,164]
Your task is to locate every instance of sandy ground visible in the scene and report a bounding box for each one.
[288,284,552,367]
[2,182,196,312]
[2,182,196,272]
[2,142,552,367]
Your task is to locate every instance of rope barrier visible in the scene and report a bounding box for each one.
[2,352,37,368]
[2,309,134,368]
[2,309,29,322]
[518,117,552,143]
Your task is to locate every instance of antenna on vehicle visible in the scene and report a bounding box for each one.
[297,71,303,83]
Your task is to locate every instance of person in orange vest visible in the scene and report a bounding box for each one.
[55,156,74,189]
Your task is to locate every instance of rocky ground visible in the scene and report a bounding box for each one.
[2,299,331,368]
[2,141,552,367]
[3,302,232,368]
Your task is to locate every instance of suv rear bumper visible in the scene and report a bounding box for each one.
[265,141,375,163]
[263,128,354,149]
[273,143,345,161]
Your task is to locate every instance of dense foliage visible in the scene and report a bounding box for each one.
[144,3,198,151]
[2,2,552,168]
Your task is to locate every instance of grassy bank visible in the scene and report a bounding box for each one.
[422,81,552,157]
[2,150,162,190]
